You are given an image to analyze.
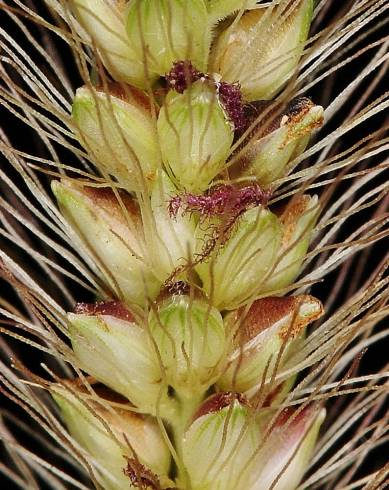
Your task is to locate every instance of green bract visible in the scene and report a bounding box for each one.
[183,393,325,490]
[263,194,319,294]
[157,80,233,192]
[72,85,160,191]
[207,0,258,24]
[149,294,227,396]
[195,195,319,308]
[67,310,173,416]
[149,171,196,277]
[232,99,324,186]
[195,206,282,309]
[52,386,172,489]
[182,394,260,489]
[126,0,211,79]
[70,0,145,87]
[210,0,313,100]
[52,180,161,306]
[218,295,323,393]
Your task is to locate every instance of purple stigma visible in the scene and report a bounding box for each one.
[168,184,271,220]
[217,81,246,132]
[166,60,206,93]
[166,62,247,132]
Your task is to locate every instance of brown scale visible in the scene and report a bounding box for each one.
[94,81,156,113]
[193,391,250,421]
[74,300,136,322]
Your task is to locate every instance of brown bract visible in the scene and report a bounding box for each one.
[274,404,316,432]
[193,392,249,421]
[82,186,139,217]
[74,300,135,322]
[95,81,158,116]
[234,295,323,343]
[81,185,144,241]
[280,194,313,245]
